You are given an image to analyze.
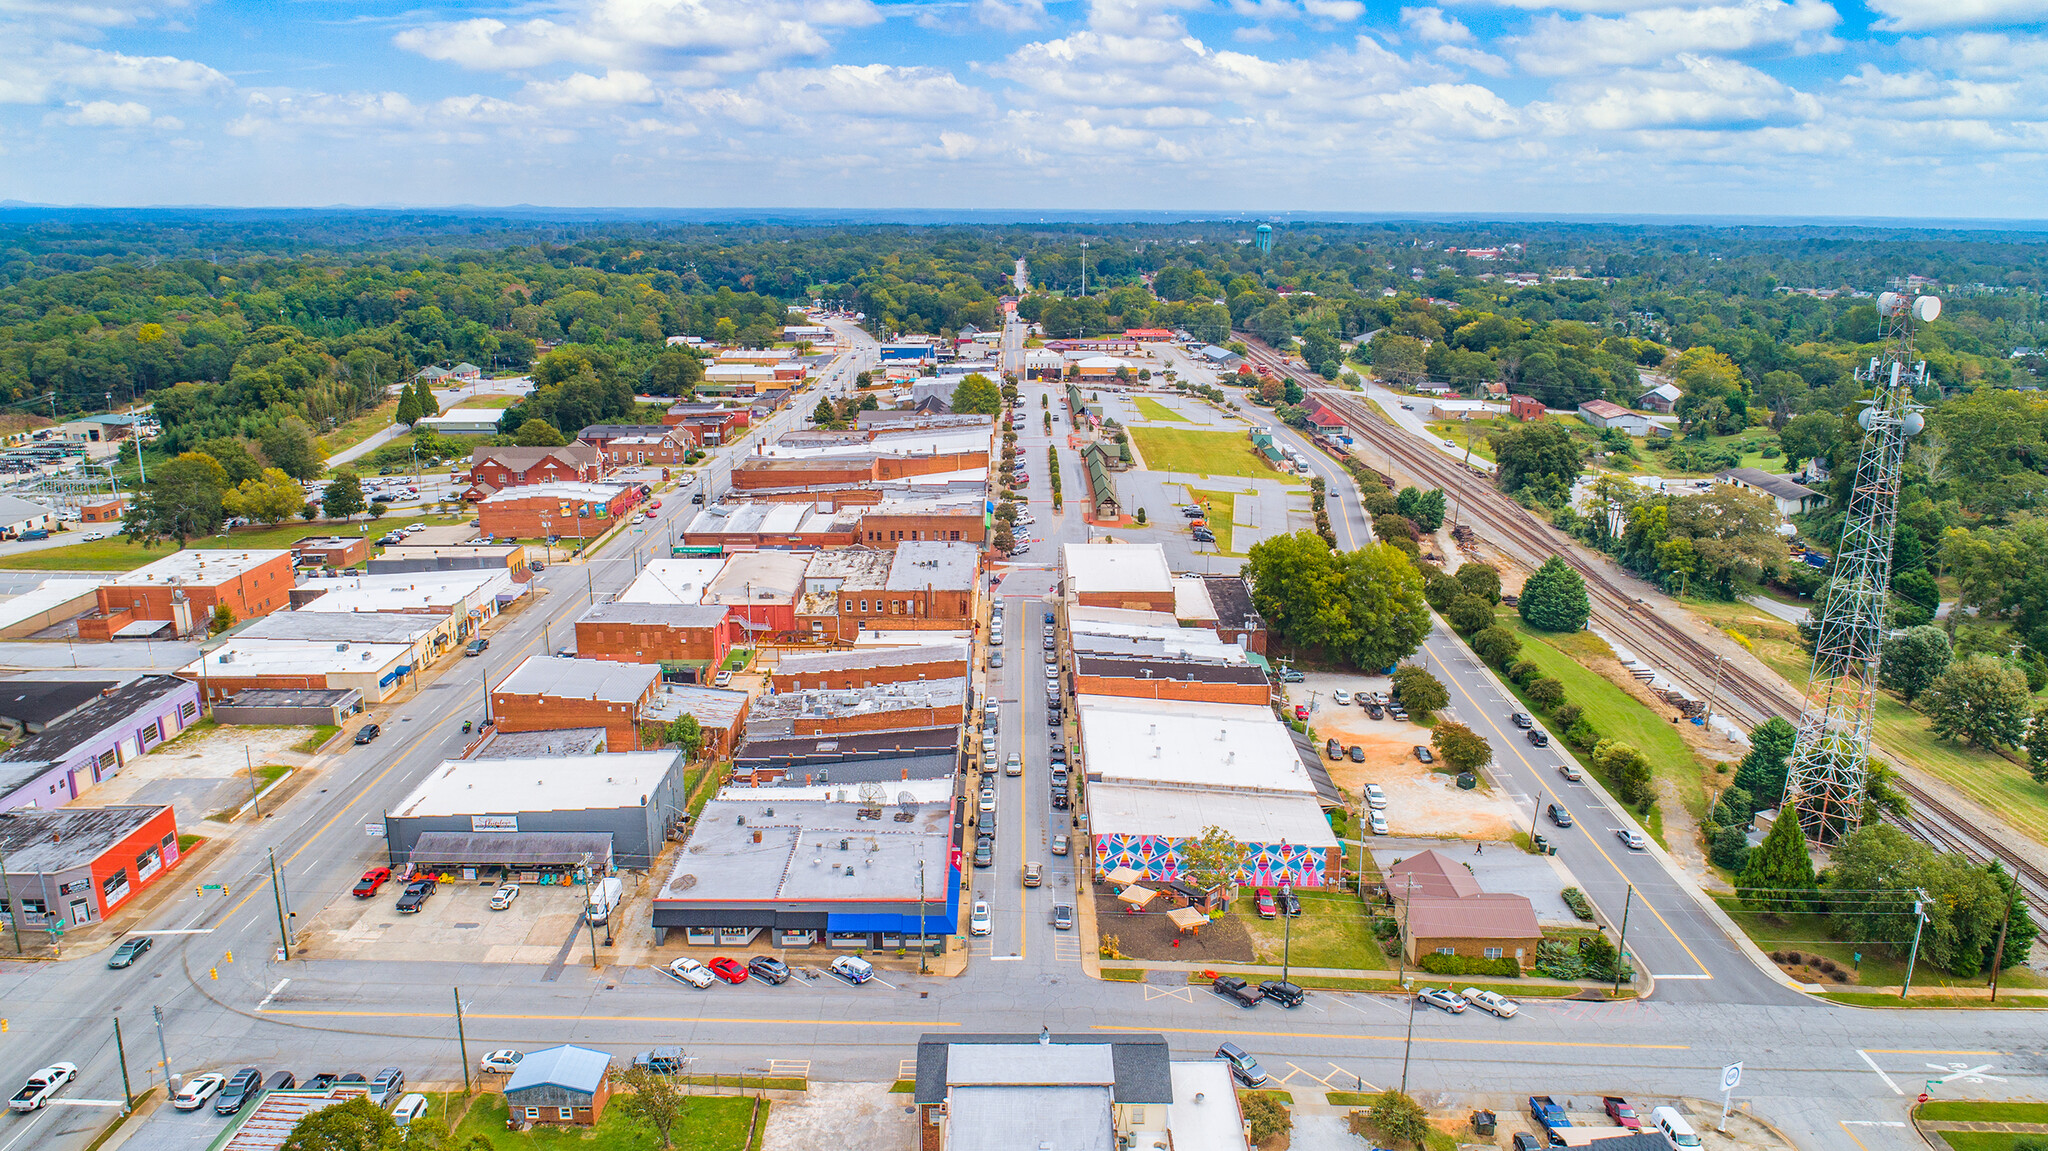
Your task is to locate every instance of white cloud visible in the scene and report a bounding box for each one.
[0,44,230,104]
[1540,54,1820,130]
[1402,6,1474,41]
[1901,31,2048,76]
[754,64,993,121]
[1083,0,1207,37]
[1836,63,2020,119]
[62,99,150,126]
[228,89,531,139]
[1514,0,1839,77]
[394,0,882,74]
[523,69,661,106]
[1436,44,1510,74]
[971,0,1047,30]
[1864,0,2048,30]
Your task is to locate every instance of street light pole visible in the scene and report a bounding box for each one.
[917,860,929,975]
[153,1005,176,1093]
[580,853,601,969]
[1611,884,1633,996]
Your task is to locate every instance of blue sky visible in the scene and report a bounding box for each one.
[3,0,2045,216]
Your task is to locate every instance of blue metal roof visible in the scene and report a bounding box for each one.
[504,1044,611,1095]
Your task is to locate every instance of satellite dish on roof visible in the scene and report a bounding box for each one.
[858,781,887,806]
[1914,295,1942,323]
[898,791,917,814]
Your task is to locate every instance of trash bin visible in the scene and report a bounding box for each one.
[1533,834,1549,853]
[1472,1111,1497,1136]
[1456,772,1477,790]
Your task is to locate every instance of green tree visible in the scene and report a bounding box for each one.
[1333,542,1432,671]
[1446,593,1494,634]
[615,1064,688,1149]
[1592,739,1654,807]
[949,373,1003,415]
[1368,333,1426,384]
[1737,807,1818,911]
[197,436,264,484]
[395,382,421,426]
[1471,625,1521,668]
[1488,421,1582,500]
[1423,570,1462,613]
[1366,1090,1429,1150]
[2030,702,2048,785]
[259,418,327,480]
[1528,677,1565,709]
[993,523,1016,553]
[1243,1090,1293,1144]
[1176,824,1248,892]
[281,1095,399,1151]
[122,452,228,546]
[1879,625,1951,704]
[1411,488,1447,533]
[666,714,704,760]
[1454,562,1501,604]
[1734,716,1797,809]
[415,380,439,418]
[1710,825,1752,871]
[322,469,366,522]
[221,467,307,525]
[1390,664,1448,719]
[811,397,838,427]
[1245,530,1351,654]
[1431,720,1492,772]
[209,604,235,635]
[1519,555,1590,632]
[1923,654,2031,749]
[648,347,703,396]
[515,419,568,447]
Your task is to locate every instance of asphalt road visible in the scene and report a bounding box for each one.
[2,348,2041,1151]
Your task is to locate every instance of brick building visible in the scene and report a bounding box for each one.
[477,482,635,543]
[294,536,373,569]
[1061,542,1175,613]
[770,641,971,691]
[573,602,741,678]
[1508,394,1546,421]
[576,425,693,468]
[78,496,128,524]
[744,677,966,739]
[796,542,978,642]
[465,445,602,498]
[640,684,750,758]
[78,549,296,641]
[1387,850,1541,969]
[1070,655,1270,706]
[488,655,661,749]
[0,804,182,929]
[1199,574,1267,656]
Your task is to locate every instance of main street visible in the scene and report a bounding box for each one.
[0,335,2039,1151]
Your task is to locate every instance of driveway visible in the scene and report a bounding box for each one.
[763,1081,915,1151]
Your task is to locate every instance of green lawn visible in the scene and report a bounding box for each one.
[450,1091,758,1151]
[316,399,401,456]
[1500,619,1701,837]
[1933,1134,2042,1151]
[1187,488,1241,555]
[454,395,519,409]
[1134,397,1189,423]
[1920,1102,2048,1123]
[1712,898,2045,990]
[1129,426,1297,483]
[1237,890,1383,970]
[1425,420,1499,463]
[1871,694,2048,848]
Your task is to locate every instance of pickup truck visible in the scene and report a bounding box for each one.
[11,1063,78,1111]
[1529,1096,1570,1133]
[1210,975,1263,1008]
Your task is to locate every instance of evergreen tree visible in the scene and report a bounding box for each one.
[395,382,421,425]
[1710,825,1751,871]
[1734,716,1797,808]
[1454,562,1501,604]
[1737,809,1818,911]
[416,380,439,417]
[2029,702,2048,785]
[1879,624,1952,703]
[1518,555,1590,632]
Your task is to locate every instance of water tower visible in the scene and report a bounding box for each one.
[1255,224,1272,255]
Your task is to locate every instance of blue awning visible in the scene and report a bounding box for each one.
[827,911,955,934]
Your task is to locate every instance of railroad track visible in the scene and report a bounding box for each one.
[1238,341,2048,923]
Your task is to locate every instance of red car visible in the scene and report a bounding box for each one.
[1603,1097,1640,1130]
[1254,888,1278,919]
[708,957,750,985]
[1293,704,1309,721]
[351,867,392,898]
[649,500,662,510]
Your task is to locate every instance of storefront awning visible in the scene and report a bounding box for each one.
[407,831,613,869]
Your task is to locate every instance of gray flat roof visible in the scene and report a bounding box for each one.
[577,601,731,628]
[469,727,608,758]
[220,688,359,708]
[886,541,978,592]
[235,611,442,644]
[775,642,970,675]
[915,1034,1173,1106]
[946,1087,1114,1151]
[0,805,170,871]
[747,678,964,728]
[496,654,658,703]
[642,685,750,729]
[659,795,952,904]
[0,679,119,728]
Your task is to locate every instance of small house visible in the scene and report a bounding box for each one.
[502,1044,612,1127]
[1637,383,1682,414]
[1507,395,1545,422]
[1714,468,1827,517]
[1576,400,1650,436]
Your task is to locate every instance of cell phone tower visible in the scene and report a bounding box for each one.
[1784,288,1936,844]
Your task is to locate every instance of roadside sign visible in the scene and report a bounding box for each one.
[202,883,223,891]
[1722,1062,1743,1091]
[366,823,385,837]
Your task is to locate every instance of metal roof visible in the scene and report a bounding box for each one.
[496,653,659,704]
[915,1033,1172,1106]
[505,1044,612,1095]
[1387,848,1485,899]
[0,805,170,872]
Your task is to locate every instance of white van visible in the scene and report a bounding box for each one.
[1651,1107,1701,1151]
[584,876,624,926]
[391,1094,429,1127]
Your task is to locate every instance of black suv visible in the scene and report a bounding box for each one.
[213,1068,263,1115]
[1260,980,1305,1008]
[1526,728,1550,747]
[354,723,381,744]
[1210,975,1262,1008]
[748,956,792,984]
[1547,803,1573,827]
[395,878,436,913]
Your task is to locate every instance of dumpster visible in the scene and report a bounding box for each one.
[1456,772,1477,790]
[1472,1111,1497,1136]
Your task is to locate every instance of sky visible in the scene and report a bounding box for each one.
[1,0,2045,218]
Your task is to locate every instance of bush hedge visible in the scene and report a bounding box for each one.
[1418,953,1520,978]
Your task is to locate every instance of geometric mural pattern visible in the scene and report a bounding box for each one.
[1091,833,1326,887]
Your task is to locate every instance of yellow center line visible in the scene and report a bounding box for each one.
[259,1008,954,1027]
[1422,644,1713,979]
[1837,1121,1874,1151]
[1094,1024,1688,1050]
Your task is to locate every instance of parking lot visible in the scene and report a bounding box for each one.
[301,874,591,965]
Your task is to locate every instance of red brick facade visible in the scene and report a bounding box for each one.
[478,486,636,542]
[79,497,127,524]
[1068,674,1269,706]
[799,586,976,643]
[575,613,742,671]
[80,552,296,641]
[1509,395,1545,421]
[489,680,658,749]
[770,653,970,692]
[468,446,601,492]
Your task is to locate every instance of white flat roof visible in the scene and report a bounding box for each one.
[1062,542,1173,594]
[1087,783,1335,845]
[0,579,101,631]
[1077,696,1313,793]
[854,629,974,648]
[1065,606,1178,629]
[1069,622,1245,663]
[480,481,628,503]
[391,752,677,818]
[755,428,989,461]
[181,639,410,678]
[718,778,955,805]
[1171,577,1218,622]
[620,559,726,605]
[297,569,510,613]
[1165,1062,1249,1151]
[109,549,290,587]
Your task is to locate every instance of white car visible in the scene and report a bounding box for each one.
[668,957,715,988]
[632,514,646,525]
[1005,753,1022,777]
[1368,810,1389,836]
[979,788,997,813]
[9,1063,77,1112]
[479,1050,524,1075]
[969,900,992,936]
[1616,829,1649,850]
[1460,987,1520,1018]
[489,883,520,910]
[1363,784,1387,810]
[172,1072,227,1110]
[81,532,106,542]
[1332,690,1353,705]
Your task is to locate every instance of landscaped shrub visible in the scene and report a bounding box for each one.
[1509,658,1541,684]
[1552,703,1582,730]
[1418,953,1520,978]
[1561,887,1595,920]
[1528,677,1565,709]
[1565,717,1601,751]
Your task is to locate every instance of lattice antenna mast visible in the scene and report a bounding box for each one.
[1785,289,1936,844]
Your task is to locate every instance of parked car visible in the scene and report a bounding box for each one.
[1277,886,1303,917]
[263,1071,298,1092]
[1510,712,1533,729]
[1051,835,1069,856]
[1362,784,1387,810]
[1513,1133,1545,1151]
[1558,762,1582,781]
[489,883,520,910]
[1331,689,1352,705]
[1527,729,1550,747]
[667,958,715,988]
[1548,803,1573,827]
[107,935,153,969]
[1413,744,1433,763]
[354,723,381,744]
[395,878,436,913]
[978,787,996,813]
[1617,828,1649,850]
[970,901,992,936]
[1215,1042,1269,1086]
[708,957,751,984]
[10,1064,78,1112]
[369,1067,405,1107]
[464,638,489,656]
[352,868,392,898]
[1326,738,1343,760]
[1255,888,1278,919]
[1211,975,1262,1008]
[1604,1097,1642,1130]
[213,1067,264,1115]
[1416,987,1468,1013]
[172,1072,228,1110]
[1277,668,1304,683]
[1260,980,1306,1008]
[306,1073,340,1090]
[713,670,735,687]
[989,651,1004,668]
[479,1050,524,1075]
[1461,988,1520,1018]
[748,956,791,984]
[392,1094,430,1127]
[1347,745,1364,762]
[1368,810,1389,836]
[830,955,875,983]
[974,836,994,868]
[1052,904,1075,930]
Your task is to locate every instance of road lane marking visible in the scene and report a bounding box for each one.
[1094,1025,1687,1049]
[257,1008,948,1026]
[1649,974,1712,980]
[1838,1121,1875,1151]
[1856,1050,1903,1095]
[257,978,291,1011]
[136,928,215,935]
[1142,986,1195,1003]
[1862,1049,2003,1055]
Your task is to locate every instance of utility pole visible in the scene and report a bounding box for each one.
[0,842,22,954]
[1901,891,1930,999]
[454,988,473,1094]
[246,747,262,818]
[917,860,929,975]
[1395,877,1413,985]
[1399,967,1420,1095]
[580,853,601,969]
[1281,897,1294,985]
[269,848,290,961]
[1611,884,1634,996]
[153,1005,176,1093]
[1988,887,2016,1001]
[113,1017,134,1111]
